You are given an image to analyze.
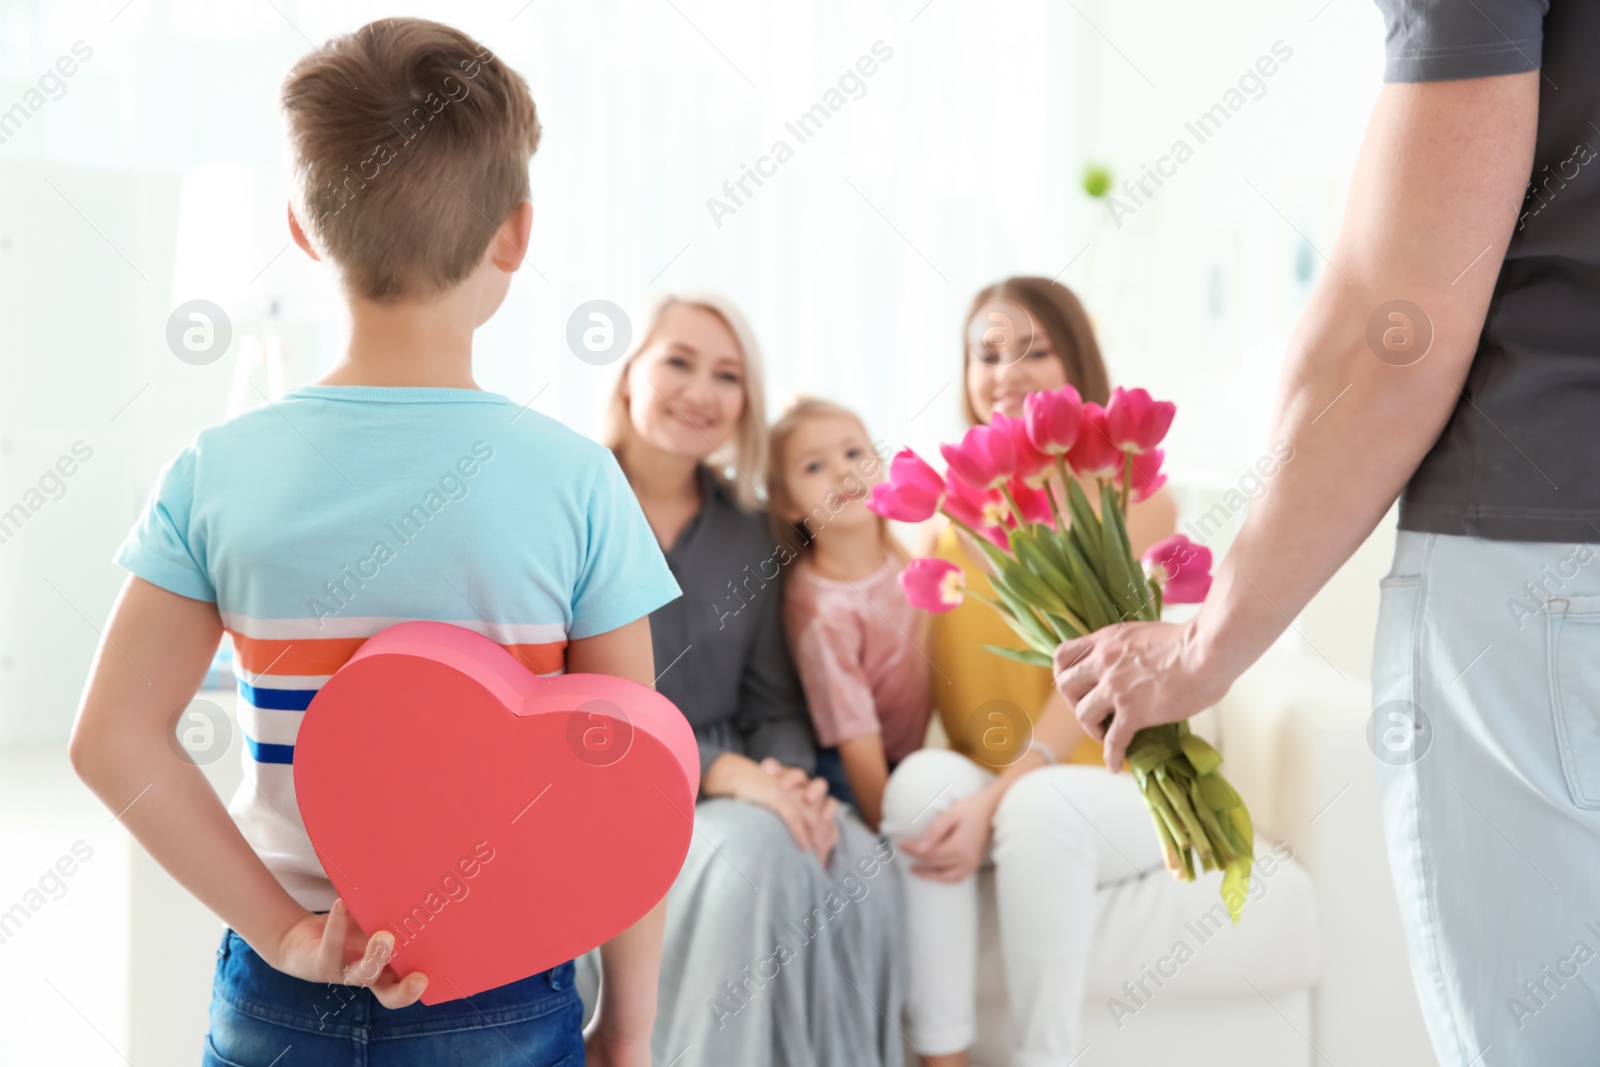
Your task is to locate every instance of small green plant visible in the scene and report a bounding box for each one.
[1082,164,1112,199]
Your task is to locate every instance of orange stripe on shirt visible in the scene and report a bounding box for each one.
[229,632,569,678]
[504,643,567,676]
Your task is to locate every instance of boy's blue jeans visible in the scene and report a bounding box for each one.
[203,928,583,1066]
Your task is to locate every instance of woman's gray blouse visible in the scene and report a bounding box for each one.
[645,464,817,777]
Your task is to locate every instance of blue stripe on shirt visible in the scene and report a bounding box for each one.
[238,680,318,711]
[247,739,295,764]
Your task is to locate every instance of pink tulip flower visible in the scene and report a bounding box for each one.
[1007,478,1056,528]
[941,423,1016,489]
[866,449,945,522]
[1066,403,1121,478]
[995,412,1053,487]
[1120,448,1167,504]
[900,557,966,613]
[1105,387,1176,454]
[942,477,1012,548]
[1024,386,1085,456]
[1142,534,1213,604]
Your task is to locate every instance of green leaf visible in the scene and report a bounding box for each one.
[1064,477,1111,588]
[1198,771,1242,811]
[985,570,1059,653]
[982,644,1054,668]
[1229,802,1255,860]
[1001,558,1071,620]
[1099,482,1154,621]
[1099,480,1134,559]
[1179,735,1224,777]
[1038,531,1092,622]
[1187,774,1240,866]
[1197,773,1254,859]
[1126,725,1180,774]
[1014,534,1072,598]
[1221,857,1250,924]
[1059,534,1117,631]
[1042,611,1084,641]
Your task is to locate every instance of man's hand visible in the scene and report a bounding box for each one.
[1052,616,1231,772]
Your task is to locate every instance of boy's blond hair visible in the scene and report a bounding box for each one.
[281,18,541,302]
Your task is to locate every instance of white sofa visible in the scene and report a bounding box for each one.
[958,637,1435,1067]
[114,639,1434,1067]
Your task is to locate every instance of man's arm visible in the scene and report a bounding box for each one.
[1055,73,1540,769]
[565,617,666,1051]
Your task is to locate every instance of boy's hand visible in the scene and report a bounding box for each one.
[585,1029,652,1067]
[272,898,429,1008]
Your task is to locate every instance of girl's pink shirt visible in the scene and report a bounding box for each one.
[783,554,932,763]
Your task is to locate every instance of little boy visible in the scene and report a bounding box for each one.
[69,19,677,1066]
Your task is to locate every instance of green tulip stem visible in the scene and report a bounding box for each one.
[966,589,1005,613]
[1053,456,1074,520]
[1043,479,1068,531]
[940,510,1013,570]
[999,485,1025,528]
[1120,454,1132,514]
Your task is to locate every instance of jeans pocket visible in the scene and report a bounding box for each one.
[1372,577,1423,714]
[1546,595,1600,809]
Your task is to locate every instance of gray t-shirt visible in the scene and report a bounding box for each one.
[1384,0,1600,542]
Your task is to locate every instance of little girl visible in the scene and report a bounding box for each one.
[767,398,932,831]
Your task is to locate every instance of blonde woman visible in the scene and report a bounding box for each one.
[580,292,904,1067]
[880,277,1175,1066]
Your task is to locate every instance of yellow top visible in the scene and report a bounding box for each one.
[928,524,1101,770]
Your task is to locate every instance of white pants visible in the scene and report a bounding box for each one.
[881,749,1162,1067]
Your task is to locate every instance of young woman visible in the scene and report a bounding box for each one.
[591,292,904,1067]
[881,277,1177,1066]
[767,397,932,832]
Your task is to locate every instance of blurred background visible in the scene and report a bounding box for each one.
[0,0,1419,1063]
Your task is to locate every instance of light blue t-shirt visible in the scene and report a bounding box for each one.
[115,385,681,909]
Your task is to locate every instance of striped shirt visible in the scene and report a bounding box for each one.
[115,385,680,910]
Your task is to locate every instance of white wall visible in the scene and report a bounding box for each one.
[0,0,1393,740]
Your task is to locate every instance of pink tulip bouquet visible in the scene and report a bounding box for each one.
[872,385,1257,922]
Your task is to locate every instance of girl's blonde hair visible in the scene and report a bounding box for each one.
[602,290,768,510]
[961,276,1111,426]
[766,397,900,569]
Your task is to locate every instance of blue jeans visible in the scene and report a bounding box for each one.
[203,928,584,1066]
[815,747,899,818]
[1374,531,1600,1065]
[814,747,858,808]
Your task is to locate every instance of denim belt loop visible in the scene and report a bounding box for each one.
[546,963,566,990]
[218,929,233,962]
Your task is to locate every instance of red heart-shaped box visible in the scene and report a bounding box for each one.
[294,620,699,1005]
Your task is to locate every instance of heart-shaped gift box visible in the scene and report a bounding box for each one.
[294,620,699,1005]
